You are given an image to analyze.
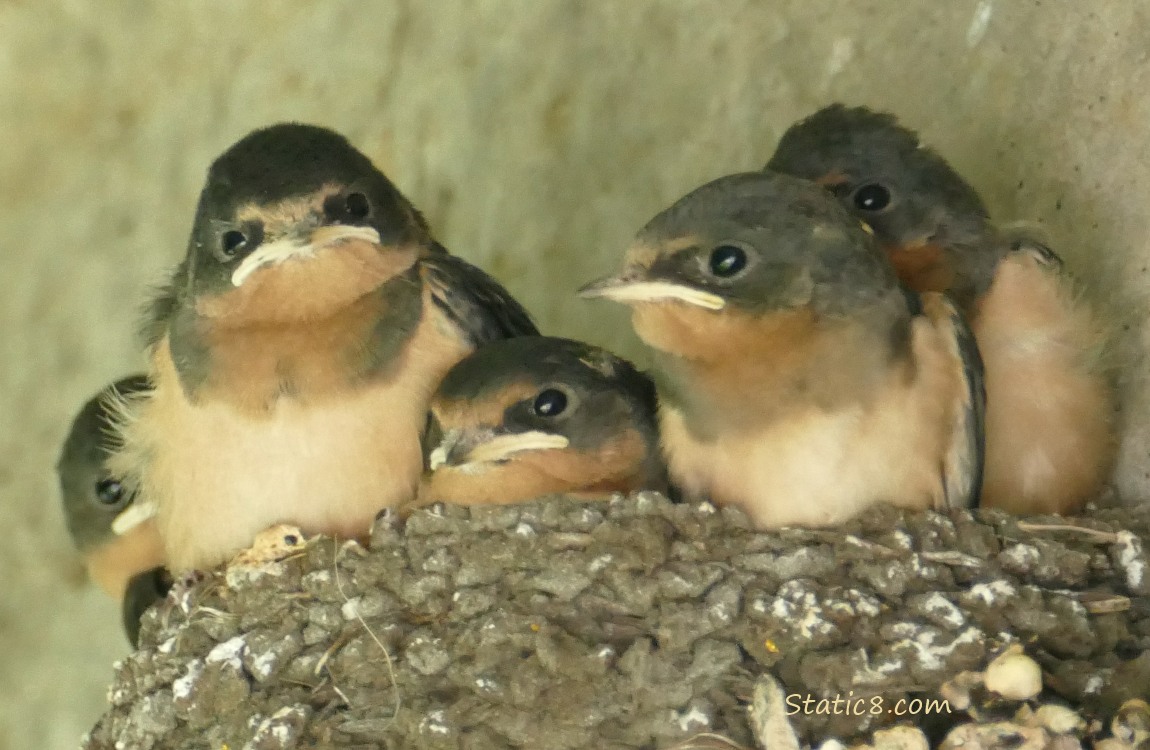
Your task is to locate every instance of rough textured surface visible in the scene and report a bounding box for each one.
[85,494,1150,749]
[8,2,1150,747]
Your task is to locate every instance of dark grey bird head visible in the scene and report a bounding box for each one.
[766,104,1000,305]
[579,170,900,321]
[421,336,664,498]
[176,123,434,326]
[56,375,151,552]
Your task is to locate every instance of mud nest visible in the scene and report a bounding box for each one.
[84,494,1150,750]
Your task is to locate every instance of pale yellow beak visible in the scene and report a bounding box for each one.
[428,429,570,471]
[231,225,382,287]
[111,501,156,536]
[578,274,726,310]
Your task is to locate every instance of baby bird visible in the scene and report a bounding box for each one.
[57,375,164,599]
[581,171,984,528]
[111,123,537,572]
[414,336,666,507]
[767,104,1115,514]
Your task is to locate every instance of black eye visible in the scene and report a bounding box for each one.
[95,478,124,506]
[853,183,891,212]
[345,192,371,220]
[532,389,568,418]
[709,245,747,278]
[221,230,247,257]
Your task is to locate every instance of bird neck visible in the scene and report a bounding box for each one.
[168,266,424,411]
[652,296,913,438]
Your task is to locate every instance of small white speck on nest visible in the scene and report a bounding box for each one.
[675,705,711,732]
[1115,531,1147,591]
[588,553,614,573]
[1083,674,1104,695]
[251,650,278,681]
[172,660,204,701]
[920,592,967,628]
[1002,543,1041,567]
[341,597,362,620]
[514,522,536,537]
[968,580,1017,605]
[205,635,247,669]
[156,637,176,654]
[696,501,717,515]
[421,709,450,736]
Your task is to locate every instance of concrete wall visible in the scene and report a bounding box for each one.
[2,1,1147,746]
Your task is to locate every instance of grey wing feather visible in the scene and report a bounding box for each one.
[922,291,986,509]
[421,254,539,345]
[139,261,187,349]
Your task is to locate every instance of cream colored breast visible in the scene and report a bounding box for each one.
[659,358,951,529]
[130,298,472,572]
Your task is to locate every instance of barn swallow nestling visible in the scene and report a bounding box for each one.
[110,123,537,572]
[412,336,666,508]
[580,171,984,528]
[766,104,1115,515]
[57,375,165,600]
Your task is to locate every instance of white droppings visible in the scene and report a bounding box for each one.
[1116,531,1146,590]
[1002,543,1041,567]
[156,637,176,655]
[968,580,1017,605]
[172,660,204,700]
[751,597,769,614]
[514,522,536,537]
[696,501,717,515]
[896,627,982,672]
[888,621,918,639]
[580,508,599,524]
[226,560,287,588]
[1083,674,1104,695]
[772,583,836,640]
[676,705,711,732]
[206,635,247,669]
[475,677,497,690]
[919,592,967,628]
[597,646,615,659]
[709,602,733,623]
[451,591,461,602]
[846,590,882,618]
[966,0,993,46]
[341,597,362,620]
[588,554,614,573]
[251,650,278,680]
[890,530,914,550]
[853,647,905,685]
[422,709,450,735]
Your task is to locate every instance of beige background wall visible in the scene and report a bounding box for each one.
[2,2,1147,746]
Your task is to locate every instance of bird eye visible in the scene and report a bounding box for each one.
[853,183,891,212]
[345,192,371,220]
[532,388,568,418]
[708,245,748,278]
[95,478,125,506]
[221,230,248,257]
